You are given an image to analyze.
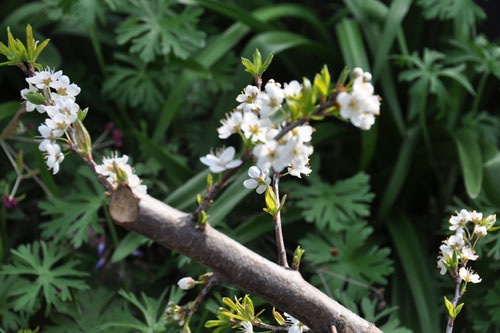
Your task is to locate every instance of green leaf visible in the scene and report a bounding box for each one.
[107,288,171,332]
[289,172,374,231]
[115,0,205,62]
[302,219,393,288]
[102,53,171,112]
[387,215,440,333]
[0,275,31,330]
[454,129,483,199]
[111,232,151,263]
[482,152,500,207]
[444,296,455,318]
[1,241,89,315]
[38,167,105,248]
[336,19,370,70]
[45,288,126,333]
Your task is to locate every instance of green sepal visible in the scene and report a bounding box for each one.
[206,173,213,188]
[77,107,89,122]
[73,118,92,157]
[455,302,464,317]
[272,307,286,326]
[24,91,45,105]
[292,245,305,270]
[263,185,278,216]
[112,160,128,183]
[313,65,331,100]
[15,150,24,172]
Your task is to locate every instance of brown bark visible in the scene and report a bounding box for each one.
[110,188,382,333]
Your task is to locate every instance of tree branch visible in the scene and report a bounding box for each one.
[110,188,382,333]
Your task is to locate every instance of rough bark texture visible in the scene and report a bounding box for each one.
[110,189,382,333]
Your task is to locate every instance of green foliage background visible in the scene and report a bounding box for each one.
[1,0,500,332]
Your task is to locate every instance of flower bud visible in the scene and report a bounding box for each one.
[177,277,196,290]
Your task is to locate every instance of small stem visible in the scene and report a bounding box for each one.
[193,152,252,221]
[186,273,219,317]
[272,172,288,268]
[446,276,463,333]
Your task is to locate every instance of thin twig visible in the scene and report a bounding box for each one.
[272,172,288,268]
[446,275,462,333]
[193,152,252,221]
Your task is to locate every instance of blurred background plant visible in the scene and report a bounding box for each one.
[0,0,499,332]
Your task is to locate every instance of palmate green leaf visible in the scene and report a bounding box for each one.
[288,172,374,231]
[302,219,393,287]
[103,288,171,332]
[46,288,127,333]
[0,275,30,331]
[1,241,89,315]
[450,35,500,79]
[103,53,170,112]
[398,49,475,107]
[417,0,485,35]
[115,0,205,62]
[38,167,106,248]
[360,297,412,333]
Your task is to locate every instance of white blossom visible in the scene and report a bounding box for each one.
[256,80,285,118]
[239,321,254,333]
[459,267,482,284]
[283,80,302,97]
[284,313,309,333]
[449,209,471,231]
[253,139,292,173]
[240,112,271,143]
[460,246,478,261]
[236,85,260,113]
[44,143,64,174]
[474,225,488,237]
[243,166,270,194]
[200,146,242,173]
[337,68,380,130]
[218,111,243,139]
[50,74,81,100]
[95,154,147,195]
[26,69,63,90]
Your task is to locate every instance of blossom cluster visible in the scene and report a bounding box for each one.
[94,153,147,195]
[200,79,313,192]
[21,69,81,174]
[437,209,496,284]
[200,68,381,195]
[336,67,381,130]
[20,69,146,195]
